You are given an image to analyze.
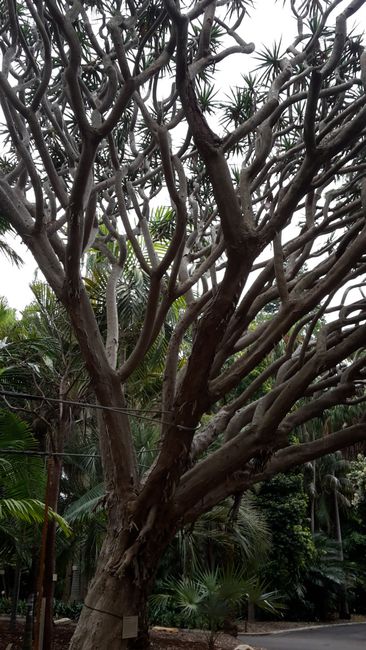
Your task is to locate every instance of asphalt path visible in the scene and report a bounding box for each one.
[238,623,366,649]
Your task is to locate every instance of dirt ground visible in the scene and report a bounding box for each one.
[0,621,257,650]
[1,617,365,649]
[0,621,259,650]
[150,628,257,649]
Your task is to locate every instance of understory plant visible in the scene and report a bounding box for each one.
[150,566,283,649]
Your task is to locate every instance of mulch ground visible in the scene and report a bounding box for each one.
[0,621,73,650]
[150,628,250,649]
[4,617,365,649]
[0,621,258,650]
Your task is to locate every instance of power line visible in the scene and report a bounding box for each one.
[0,389,198,431]
[0,449,155,471]
[0,389,169,415]
[0,448,101,458]
[0,448,161,458]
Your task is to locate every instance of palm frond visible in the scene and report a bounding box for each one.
[0,497,71,535]
[64,483,105,523]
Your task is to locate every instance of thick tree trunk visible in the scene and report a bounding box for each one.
[69,527,160,650]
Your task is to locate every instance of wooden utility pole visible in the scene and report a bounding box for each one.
[33,458,52,650]
[42,382,71,650]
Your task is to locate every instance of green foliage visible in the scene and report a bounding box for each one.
[349,454,366,508]
[151,567,238,630]
[299,533,349,619]
[0,498,69,533]
[1,0,366,634]
[243,577,285,618]
[343,455,366,614]
[175,495,271,576]
[0,409,47,510]
[0,597,82,620]
[225,0,254,19]
[0,299,17,341]
[256,472,316,600]
[256,449,366,620]
[254,40,284,83]
[53,599,83,620]
[196,81,218,115]
[63,482,105,524]
[149,207,177,243]
[344,527,366,614]
[0,409,71,538]
[307,451,353,536]
[0,216,23,268]
[220,85,255,130]
[0,596,27,616]
[151,566,283,642]
[0,282,87,401]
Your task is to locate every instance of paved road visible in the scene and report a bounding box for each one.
[238,623,366,649]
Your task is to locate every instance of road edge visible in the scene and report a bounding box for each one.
[239,621,366,636]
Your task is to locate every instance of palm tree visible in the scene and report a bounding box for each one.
[0,271,168,614]
[0,409,69,531]
[175,495,271,578]
[302,412,357,619]
[0,408,70,632]
[318,452,352,619]
[0,285,82,648]
[302,533,357,620]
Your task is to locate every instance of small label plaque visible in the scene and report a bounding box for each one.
[122,615,138,639]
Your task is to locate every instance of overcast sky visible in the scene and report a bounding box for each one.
[1,0,366,312]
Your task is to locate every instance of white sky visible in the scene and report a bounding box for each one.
[1,0,366,312]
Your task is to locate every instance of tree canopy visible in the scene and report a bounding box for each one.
[1,0,366,648]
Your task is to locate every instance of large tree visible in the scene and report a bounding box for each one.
[1,0,366,647]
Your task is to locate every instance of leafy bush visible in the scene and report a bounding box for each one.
[0,597,82,620]
[151,567,247,648]
[256,472,316,609]
[150,567,283,648]
[53,599,83,620]
[0,596,27,615]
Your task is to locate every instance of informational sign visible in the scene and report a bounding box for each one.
[122,615,138,639]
